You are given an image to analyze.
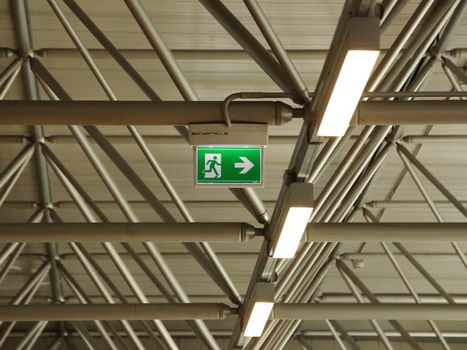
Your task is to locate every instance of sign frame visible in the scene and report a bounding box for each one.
[194,145,264,188]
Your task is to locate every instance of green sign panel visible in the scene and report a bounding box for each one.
[195,146,263,187]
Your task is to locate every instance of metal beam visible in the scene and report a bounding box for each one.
[273,303,467,320]
[4,303,467,322]
[0,222,257,242]
[0,100,295,125]
[0,304,234,321]
[353,100,467,125]
[305,223,467,242]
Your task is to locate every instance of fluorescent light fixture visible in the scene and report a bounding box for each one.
[317,50,379,136]
[271,183,314,259]
[243,302,274,337]
[273,207,313,259]
[317,17,380,137]
[243,283,274,337]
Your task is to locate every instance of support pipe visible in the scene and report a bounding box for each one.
[353,100,467,125]
[273,303,467,321]
[305,223,467,242]
[0,100,294,125]
[0,303,234,321]
[0,222,257,242]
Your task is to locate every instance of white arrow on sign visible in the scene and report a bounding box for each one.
[235,157,254,174]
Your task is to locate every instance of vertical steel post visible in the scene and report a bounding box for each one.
[11,0,66,343]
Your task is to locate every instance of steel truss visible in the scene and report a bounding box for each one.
[0,0,466,349]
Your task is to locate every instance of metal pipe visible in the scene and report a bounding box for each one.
[48,203,145,347]
[14,321,48,350]
[0,303,234,321]
[325,319,349,350]
[0,150,32,209]
[48,0,243,307]
[312,126,379,222]
[331,140,394,221]
[396,142,467,217]
[337,258,394,350]
[327,320,361,350]
[198,0,294,94]
[0,222,257,242]
[408,0,467,91]
[58,263,121,350]
[299,330,467,340]
[403,135,467,144]
[442,56,467,86]
[73,321,109,350]
[123,0,197,100]
[305,223,467,242]
[0,209,44,284]
[442,62,466,98]
[243,0,309,103]
[378,241,451,349]
[0,263,50,348]
[12,0,67,342]
[397,149,467,268]
[273,303,467,320]
[45,337,62,350]
[353,100,467,125]
[336,260,423,350]
[381,0,410,31]
[47,159,163,350]
[318,293,466,304]
[0,100,294,125]
[43,134,297,145]
[368,199,467,208]
[0,56,23,87]
[27,46,465,60]
[368,0,435,90]
[59,125,202,348]
[0,243,25,285]
[0,143,34,189]
[0,60,22,100]
[380,0,456,91]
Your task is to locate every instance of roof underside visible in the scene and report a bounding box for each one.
[0,0,467,349]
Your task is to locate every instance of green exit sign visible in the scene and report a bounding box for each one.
[195,146,263,187]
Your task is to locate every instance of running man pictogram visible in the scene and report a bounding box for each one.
[203,154,222,178]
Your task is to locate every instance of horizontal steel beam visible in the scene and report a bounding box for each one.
[273,303,467,320]
[353,100,467,125]
[0,101,295,125]
[0,223,257,242]
[403,135,467,144]
[0,303,234,321]
[367,200,467,208]
[4,303,466,321]
[306,223,467,242]
[0,46,463,60]
[3,222,466,243]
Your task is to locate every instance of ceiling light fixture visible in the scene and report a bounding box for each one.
[243,282,274,337]
[271,183,314,259]
[317,17,380,137]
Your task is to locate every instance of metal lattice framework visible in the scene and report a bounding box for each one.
[0,0,467,349]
